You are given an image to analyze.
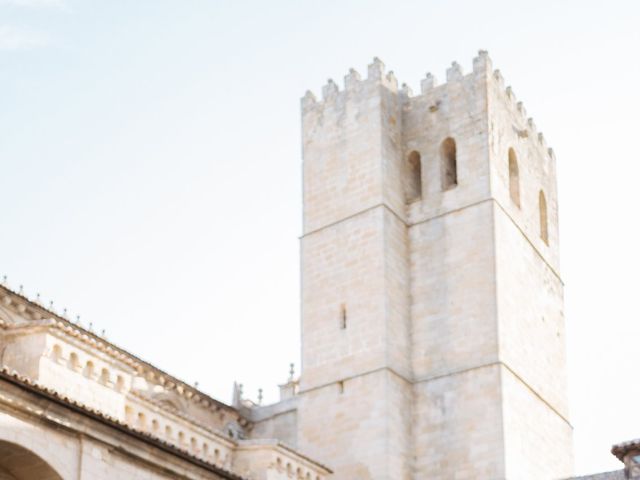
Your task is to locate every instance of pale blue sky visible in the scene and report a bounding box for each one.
[1,0,639,475]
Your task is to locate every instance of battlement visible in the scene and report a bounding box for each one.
[301,51,490,111]
[301,51,555,160]
[494,69,555,160]
[301,57,398,111]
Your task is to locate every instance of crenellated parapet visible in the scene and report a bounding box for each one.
[302,51,490,107]
[301,51,556,162]
[491,68,555,161]
[301,57,398,117]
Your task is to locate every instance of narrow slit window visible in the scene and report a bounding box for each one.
[441,137,458,189]
[539,190,549,245]
[340,304,347,329]
[508,148,520,207]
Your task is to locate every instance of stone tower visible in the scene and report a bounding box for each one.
[297,51,573,479]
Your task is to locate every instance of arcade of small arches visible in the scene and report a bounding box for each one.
[51,342,126,391]
[274,458,322,480]
[48,342,234,468]
[124,404,229,466]
[405,139,550,244]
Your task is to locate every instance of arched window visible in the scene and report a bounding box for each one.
[406,151,422,202]
[115,375,125,392]
[83,361,95,379]
[440,137,458,189]
[508,148,520,207]
[165,425,173,439]
[137,412,146,430]
[125,405,134,423]
[151,419,159,433]
[100,368,110,385]
[539,190,549,245]
[51,344,62,363]
[68,352,80,371]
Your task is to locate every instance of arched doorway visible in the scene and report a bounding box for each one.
[0,441,62,480]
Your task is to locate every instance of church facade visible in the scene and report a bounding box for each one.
[0,52,633,480]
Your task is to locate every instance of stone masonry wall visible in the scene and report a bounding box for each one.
[488,64,572,479]
[299,58,413,479]
[298,51,573,479]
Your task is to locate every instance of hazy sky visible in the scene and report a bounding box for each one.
[1,0,638,475]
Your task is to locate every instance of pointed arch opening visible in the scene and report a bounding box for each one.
[440,137,458,190]
[406,151,422,202]
[508,148,520,207]
[539,190,549,245]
